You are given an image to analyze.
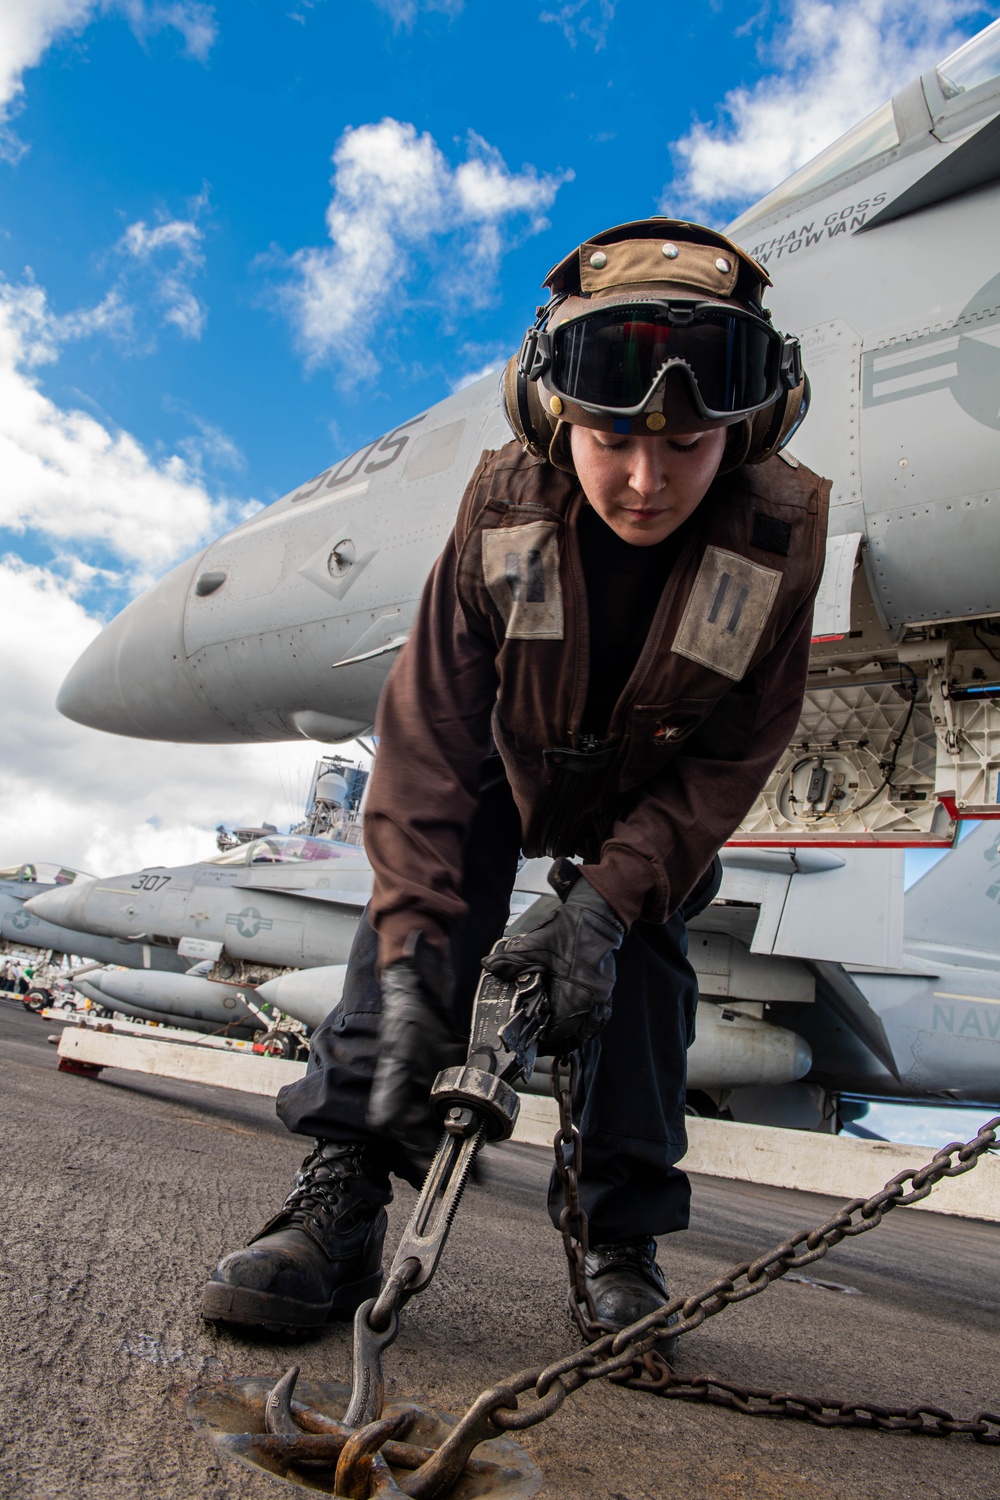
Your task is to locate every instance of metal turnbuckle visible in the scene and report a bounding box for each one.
[189,963,549,1499]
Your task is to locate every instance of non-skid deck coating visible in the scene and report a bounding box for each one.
[2,1000,998,1500]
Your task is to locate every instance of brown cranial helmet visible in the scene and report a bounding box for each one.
[501,217,808,473]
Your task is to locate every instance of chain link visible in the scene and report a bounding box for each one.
[613,1355,1000,1442]
[263,1101,1000,1498]
[473,1108,1000,1446]
[549,1056,608,1340]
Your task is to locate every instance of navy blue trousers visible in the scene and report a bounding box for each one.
[277,755,720,1242]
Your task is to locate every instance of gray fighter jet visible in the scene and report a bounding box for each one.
[24,832,372,991]
[0,862,188,985]
[24,826,1000,1118]
[24,837,823,1094]
[55,20,1000,856]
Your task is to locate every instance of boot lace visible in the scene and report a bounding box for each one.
[279,1142,389,1237]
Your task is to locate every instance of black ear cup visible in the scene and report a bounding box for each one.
[744,374,809,464]
[501,354,558,459]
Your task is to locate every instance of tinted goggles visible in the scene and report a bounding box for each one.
[521,301,802,422]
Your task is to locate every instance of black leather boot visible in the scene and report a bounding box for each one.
[584,1236,679,1363]
[200,1140,391,1334]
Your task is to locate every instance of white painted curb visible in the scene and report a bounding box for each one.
[514,1097,1000,1222]
[680,1113,1000,1223]
[55,1029,1000,1221]
[57,1027,305,1097]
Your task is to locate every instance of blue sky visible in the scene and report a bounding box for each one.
[0,0,995,872]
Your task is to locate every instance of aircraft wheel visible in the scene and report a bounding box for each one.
[24,990,49,1012]
[261,1031,296,1059]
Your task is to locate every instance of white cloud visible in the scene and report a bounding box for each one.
[115,0,216,60]
[0,275,236,581]
[0,1,92,156]
[3,277,133,364]
[288,0,461,20]
[279,119,571,376]
[451,360,502,393]
[665,0,985,216]
[174,413,246,476]
[119,218,199,257]
[370,0,462,27]
[0,1,216,157]
[0,556,344,876]
[116,210,207,339]
[0,262,320,882]
[539,0,615,51]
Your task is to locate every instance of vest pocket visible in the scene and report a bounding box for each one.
[621,699,718,785]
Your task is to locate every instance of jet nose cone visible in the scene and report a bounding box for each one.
[24,878,95,931]
[56,550,234,741]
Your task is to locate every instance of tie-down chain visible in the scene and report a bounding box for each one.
[189,968,1000,1497]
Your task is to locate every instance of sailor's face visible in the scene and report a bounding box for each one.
[570,423,727,546]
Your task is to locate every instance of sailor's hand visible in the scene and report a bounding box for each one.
[367,934,465,1159]
[483,865,624,1055]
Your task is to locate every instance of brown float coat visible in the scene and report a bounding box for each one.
[364,440,830,968]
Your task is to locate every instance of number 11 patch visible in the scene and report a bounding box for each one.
[671,546,781,680]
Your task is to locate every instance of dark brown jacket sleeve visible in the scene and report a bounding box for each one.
[580,589,817,927]
[364,464,499,968]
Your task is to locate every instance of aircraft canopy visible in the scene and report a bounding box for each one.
[937,17,1000,98]
[728,19,1000,237]
[207,835,364,866]
[727,101,899,233]
[0,862,94,885]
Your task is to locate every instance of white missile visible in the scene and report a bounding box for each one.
[73,987,224,1034]
[88,967,265,1031]
[255,964,346,1030]
[68,978,205,1029]
[687,1004,811,1090]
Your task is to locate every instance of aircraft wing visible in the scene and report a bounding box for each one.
[804,959,900,1081]
[685,853,903,1082]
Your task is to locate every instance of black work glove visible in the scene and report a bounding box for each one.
[482,861,625,1056]
[367,932,466,1166]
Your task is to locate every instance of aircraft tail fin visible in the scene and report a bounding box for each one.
[904,823,1000,968]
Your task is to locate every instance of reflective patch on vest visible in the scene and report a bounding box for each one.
[671,545,780,680]
[482,522,564,640]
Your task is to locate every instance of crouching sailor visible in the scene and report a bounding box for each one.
[201,217,829,1358]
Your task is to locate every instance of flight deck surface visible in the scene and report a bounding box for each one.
[2,1001,998,1500]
